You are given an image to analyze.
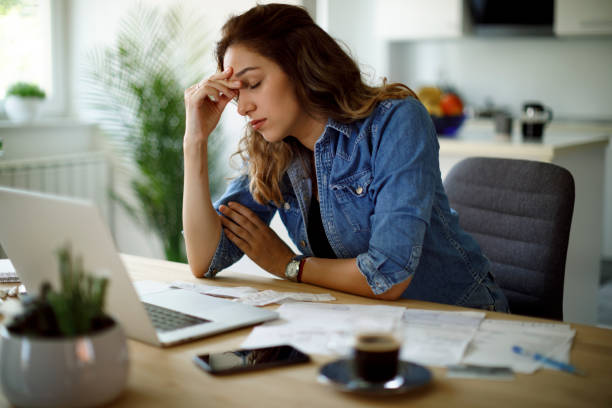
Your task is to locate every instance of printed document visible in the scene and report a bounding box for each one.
[241,302,406,355]
[170,281,335,305]
[460,319,575,374]
[399,309,485,366]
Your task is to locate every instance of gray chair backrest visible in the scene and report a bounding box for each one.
[443,157,575,320]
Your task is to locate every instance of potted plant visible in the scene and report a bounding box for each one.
[4,82,46,123]
[0,244,129,408]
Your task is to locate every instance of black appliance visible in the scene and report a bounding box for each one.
[468,0,555,36]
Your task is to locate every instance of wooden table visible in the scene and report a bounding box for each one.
[2,254,612,407]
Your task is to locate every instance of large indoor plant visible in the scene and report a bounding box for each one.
[82,4,227,262]
[4,81,46,123]
[0,245,129,407]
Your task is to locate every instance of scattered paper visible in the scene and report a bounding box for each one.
[241,303,405,356]
[170,281,334,305]
[131,279,579,374]
[275,303,406,332]
[399,309,485,366]
[170,280,258,298]
[133,280,172,297]
[240,304,577,374]
[461,319,575,374]
[479,318,573,334]
[236,290,335,306]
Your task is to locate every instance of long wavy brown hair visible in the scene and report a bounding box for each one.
[216,3,417,205]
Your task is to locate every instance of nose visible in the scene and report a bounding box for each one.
[236,94,255,117]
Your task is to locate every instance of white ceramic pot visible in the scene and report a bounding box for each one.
[0,323,129,408]
[4,96,44,123]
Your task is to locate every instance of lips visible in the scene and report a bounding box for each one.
[249,118,266,130]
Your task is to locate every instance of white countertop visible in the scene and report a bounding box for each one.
[439,119,611,161]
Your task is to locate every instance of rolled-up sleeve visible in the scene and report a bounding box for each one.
[356,99,438,294]
[204,175,276,278]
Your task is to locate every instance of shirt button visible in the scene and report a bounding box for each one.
[300,240,306,248]
[355,186,363,195]
[284,202,291,210]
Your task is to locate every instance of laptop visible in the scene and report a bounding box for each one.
[0,187,278,347]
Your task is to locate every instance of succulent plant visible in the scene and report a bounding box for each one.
[6,244,113,337]
[6,82,46,99]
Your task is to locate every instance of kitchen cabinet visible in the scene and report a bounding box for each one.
[555,0,612,36]
[439,120,611,325]
[375,0,612,39]
[376,0,469,40]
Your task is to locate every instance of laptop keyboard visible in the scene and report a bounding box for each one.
[143,302,210,332]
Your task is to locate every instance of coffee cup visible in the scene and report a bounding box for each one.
[354,332,400,383]
[521,102,553,141]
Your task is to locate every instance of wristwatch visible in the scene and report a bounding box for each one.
[284,255,308,282]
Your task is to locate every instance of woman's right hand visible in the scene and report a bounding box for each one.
[183,67,242,147]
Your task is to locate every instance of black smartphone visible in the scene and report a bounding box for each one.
[194,345,310,375]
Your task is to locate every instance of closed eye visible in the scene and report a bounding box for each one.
[232,81,261,104]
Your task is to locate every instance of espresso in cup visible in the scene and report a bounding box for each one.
[354,333,400,383]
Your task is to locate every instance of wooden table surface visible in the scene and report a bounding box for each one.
[2,254,612,407]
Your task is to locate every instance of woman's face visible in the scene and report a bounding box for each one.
[223,44,309,144]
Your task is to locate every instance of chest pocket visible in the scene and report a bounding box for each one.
[330,169,373,232]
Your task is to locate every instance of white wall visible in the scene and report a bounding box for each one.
[317,0,390,85]
[388,37,612,121]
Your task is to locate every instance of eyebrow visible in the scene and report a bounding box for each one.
[235,66,260,77]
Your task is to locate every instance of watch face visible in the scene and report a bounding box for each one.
[286,260,299,281]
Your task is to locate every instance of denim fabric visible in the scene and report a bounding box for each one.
[205,97,509,311]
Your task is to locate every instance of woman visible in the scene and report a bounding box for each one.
[182,4,508,311]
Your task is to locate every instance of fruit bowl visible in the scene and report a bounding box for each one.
[431,114,466,137]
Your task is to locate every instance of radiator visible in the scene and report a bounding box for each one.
[0,152,114,235]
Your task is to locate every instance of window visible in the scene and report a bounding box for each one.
[0,0,66,117]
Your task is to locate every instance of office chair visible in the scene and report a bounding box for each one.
[443,157,575,320]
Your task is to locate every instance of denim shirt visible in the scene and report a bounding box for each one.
[206,97,509,311]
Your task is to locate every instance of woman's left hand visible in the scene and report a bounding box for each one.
[219,202,295,278]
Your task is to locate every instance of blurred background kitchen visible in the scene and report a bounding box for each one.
[0,0,610,326]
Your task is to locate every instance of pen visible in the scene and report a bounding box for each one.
[512,345,586,376]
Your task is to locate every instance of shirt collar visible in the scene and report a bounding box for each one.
[325,117,352,138]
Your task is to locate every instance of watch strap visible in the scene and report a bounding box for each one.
[297,257,307,283]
